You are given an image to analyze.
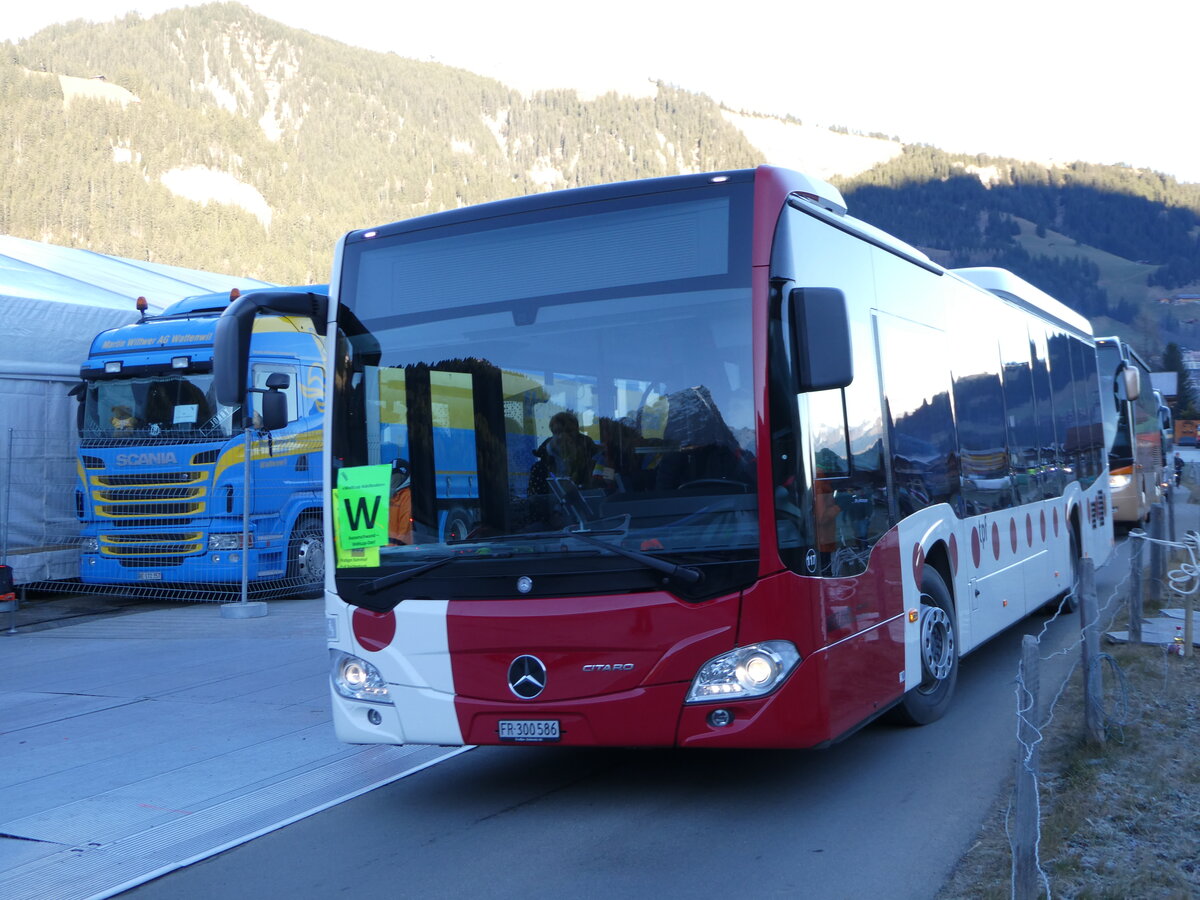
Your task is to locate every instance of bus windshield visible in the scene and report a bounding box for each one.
[333,183,757,580]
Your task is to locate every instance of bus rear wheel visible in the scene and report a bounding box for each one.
[287,519,324,594]
[892,569,958,726]
[1042,528,1080,615]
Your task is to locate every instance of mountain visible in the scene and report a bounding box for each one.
[839,147,1200,361]
[2,2,1198,366]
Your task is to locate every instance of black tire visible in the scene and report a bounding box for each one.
[444,508,474,542]
[1041,528,1080,615]
[892,568,958,726]
[1061,528,1081,613]
[287,519,324,595]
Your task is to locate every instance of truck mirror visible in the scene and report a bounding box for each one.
[788,287,853,392]
[265,372,291,391]
[259,388,289,431]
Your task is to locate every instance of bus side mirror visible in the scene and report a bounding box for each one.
[214,289,328,407]
[1121,366,1140,402]
[788,287,853,392]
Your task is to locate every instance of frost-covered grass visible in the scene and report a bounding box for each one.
[939,631,1200,898]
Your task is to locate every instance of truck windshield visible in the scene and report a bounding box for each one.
[82,373,237,443]
[334,181,758,578]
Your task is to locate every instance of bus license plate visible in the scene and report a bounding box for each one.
[498,720,560,742]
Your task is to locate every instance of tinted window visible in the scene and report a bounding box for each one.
[877,313,960,516]
[953,324,1011,515]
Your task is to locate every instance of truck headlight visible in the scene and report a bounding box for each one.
[685,641,801,703]
[209,533,253,550]
[79,538,99,553]
[330,650,391,703]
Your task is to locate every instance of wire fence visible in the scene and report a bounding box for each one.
[0,427,324,605]
[1007,496,1199,899]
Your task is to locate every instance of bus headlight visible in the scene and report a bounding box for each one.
[685,641,800,703]
[1109,473,1132,489]
[330,650,391,703]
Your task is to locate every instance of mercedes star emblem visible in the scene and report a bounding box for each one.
[507,654,547,699]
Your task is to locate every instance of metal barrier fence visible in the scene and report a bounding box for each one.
[1,427,323,606]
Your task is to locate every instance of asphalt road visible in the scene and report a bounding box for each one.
[123,542,1137,900]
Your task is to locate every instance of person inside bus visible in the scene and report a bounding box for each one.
[526,410,600,529]
[381,443,413,545]
[529,410,600,491]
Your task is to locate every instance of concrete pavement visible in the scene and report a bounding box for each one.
[0,593,465,900]
[3,476,1199,899]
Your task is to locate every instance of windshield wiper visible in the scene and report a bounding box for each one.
[451,527,627,545]
[563,531,703,586]
[363,555,457,595]
[363,526,702,594]
[363,548,518,595]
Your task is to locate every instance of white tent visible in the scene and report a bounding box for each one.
[0,234,273,585]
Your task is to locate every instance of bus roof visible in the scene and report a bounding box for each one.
[952,267,1093,338]
[1094,335,1151,371]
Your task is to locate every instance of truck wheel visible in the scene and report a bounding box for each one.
[288,520,324,594]
[444,509,473,542]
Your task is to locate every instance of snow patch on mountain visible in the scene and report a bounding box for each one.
[159,166,272,228]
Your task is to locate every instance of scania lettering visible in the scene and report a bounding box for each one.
[75,286,328,595]
[219,167,1114,748]
[115,452,180,467]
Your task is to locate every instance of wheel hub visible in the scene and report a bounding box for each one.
[920,604,954,681]
[296,536,325,583]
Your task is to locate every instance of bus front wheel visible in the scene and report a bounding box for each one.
[892,569,958,726]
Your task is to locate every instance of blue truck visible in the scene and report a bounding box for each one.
[74,286,328,594]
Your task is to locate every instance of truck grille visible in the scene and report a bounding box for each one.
[101,531,205,563]
[91,471,208,523]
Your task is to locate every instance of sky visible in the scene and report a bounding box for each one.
[5,0,1200,183]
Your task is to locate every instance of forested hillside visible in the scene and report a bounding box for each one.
[0,3,759,283]
[2,3,1199,362]
[838,147,1200,358]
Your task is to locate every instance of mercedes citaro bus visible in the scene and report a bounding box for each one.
[217,166,1113,748]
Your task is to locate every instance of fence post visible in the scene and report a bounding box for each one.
[1184,546,1196,660]
[1128,533,1143,644]
[1150,507,1165,607]
[221,426,268,619]
[1168,485,1177,544]
[1079,559,1104,744]
[2,427,12,567]
[1013,634,1041,899]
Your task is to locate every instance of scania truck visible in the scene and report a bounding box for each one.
[75,286,328,596]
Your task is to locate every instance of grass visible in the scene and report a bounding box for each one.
[1010,218,1160,308]
[938,544,1200,899]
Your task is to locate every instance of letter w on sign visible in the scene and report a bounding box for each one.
[334,464,391,549]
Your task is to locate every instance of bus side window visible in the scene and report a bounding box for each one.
[875,312,960,517]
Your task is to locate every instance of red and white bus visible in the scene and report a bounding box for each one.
[219,166,1113,748]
